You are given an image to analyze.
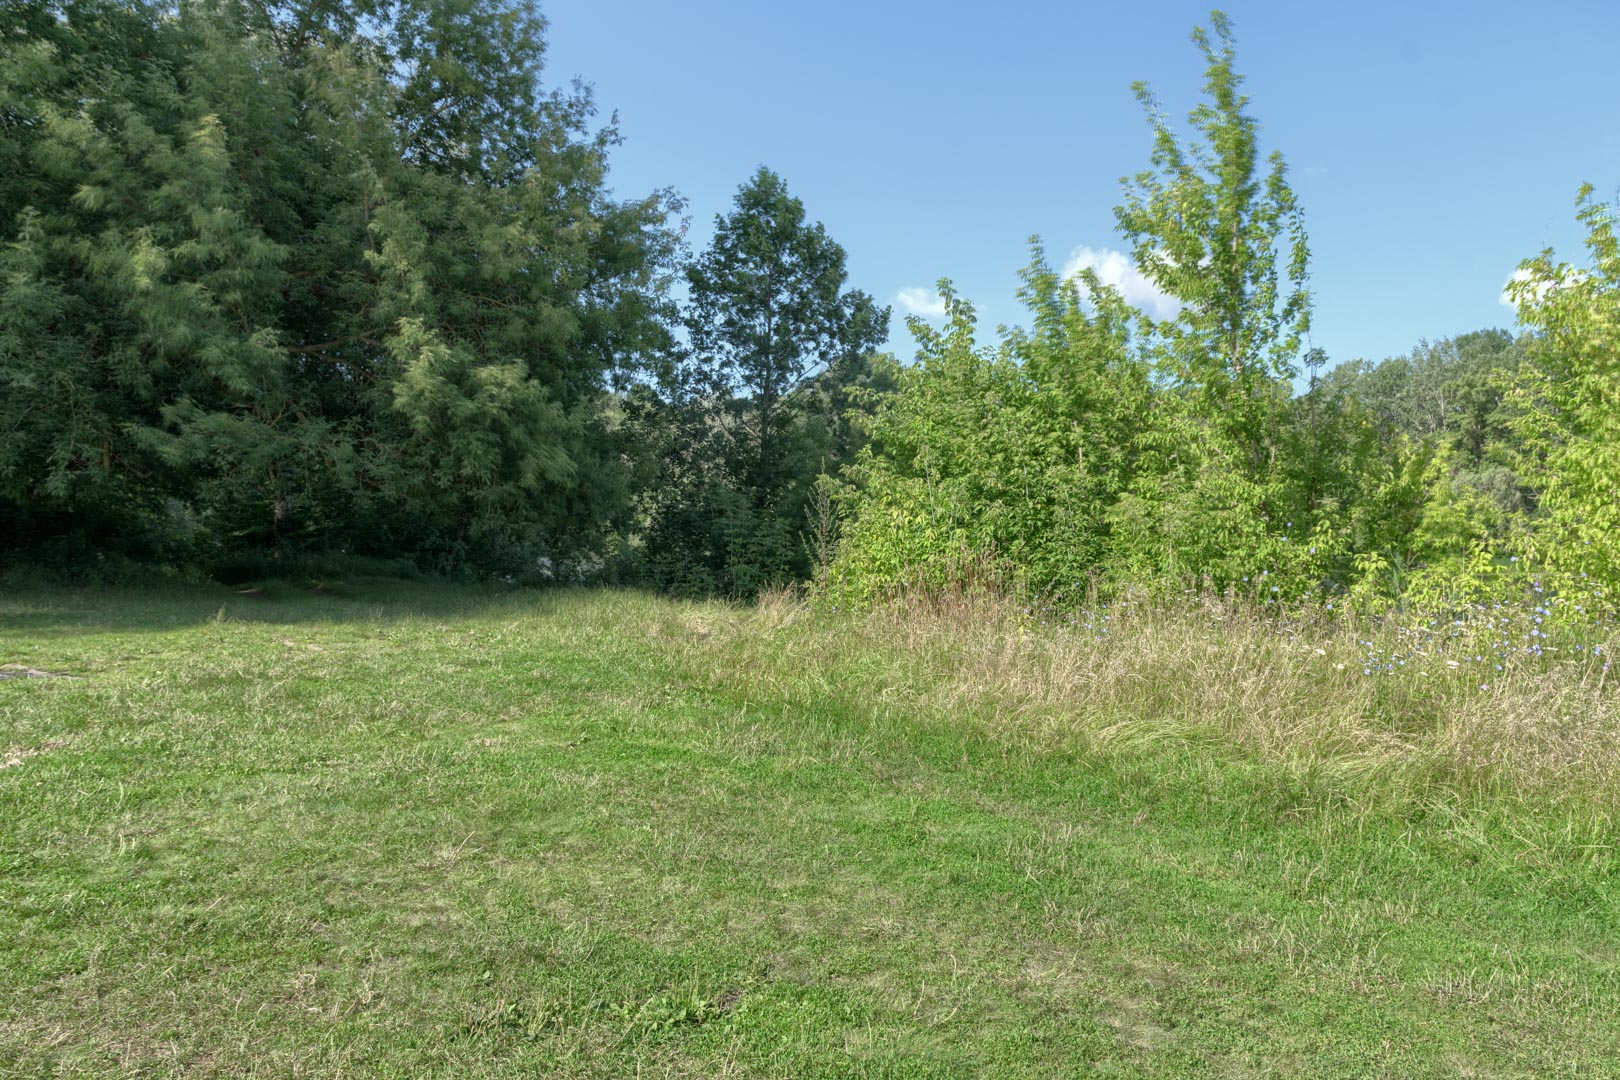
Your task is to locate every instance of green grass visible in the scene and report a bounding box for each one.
[1,582,1617,1077]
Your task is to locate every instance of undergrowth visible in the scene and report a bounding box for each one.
[680,583,1620,868]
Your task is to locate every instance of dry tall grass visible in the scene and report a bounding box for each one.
[669,585,1618,855]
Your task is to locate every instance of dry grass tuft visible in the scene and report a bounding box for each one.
[686,589,1620,825]
[2,739,65,770]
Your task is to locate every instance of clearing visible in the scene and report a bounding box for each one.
[1,583,1616,1077]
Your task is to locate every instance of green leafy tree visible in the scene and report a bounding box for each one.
[830,245,1150,601]
[682,167,886,497]
[1117,11,1310,457]
[0,0,291,563]
[1307,330,1529,603]
[1506,188,1620,608]
[638,167,887,596]
[1108,10,1315,591]
[1319,330,1525,466]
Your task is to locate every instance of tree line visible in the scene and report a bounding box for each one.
[2,4,1616,617]
[830,16,1617,617]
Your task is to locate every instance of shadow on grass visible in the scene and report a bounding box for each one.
[0,578,578,637]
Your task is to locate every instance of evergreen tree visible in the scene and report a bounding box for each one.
[0,0,680,575]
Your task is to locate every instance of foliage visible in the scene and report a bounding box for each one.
[1102,13,1315,591]
[1315,327,1530,602]
[635,168,888,597]
[2,3,1614,617]
[0,0,680,575]
[829,246,1147,601]
[828,11,1596,620]
[833,13,1332,602]
[1505,188,1620,612]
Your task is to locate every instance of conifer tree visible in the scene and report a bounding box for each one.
[0,0,680,574]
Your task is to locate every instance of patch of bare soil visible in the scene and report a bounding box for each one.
[2,740,65,769]
[0,664,78,681]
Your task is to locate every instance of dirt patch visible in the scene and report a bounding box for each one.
[709,985,747,1014]
[2,740,65,770]
[0,664,79,681]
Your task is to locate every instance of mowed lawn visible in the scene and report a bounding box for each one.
[1,583,1617,1078]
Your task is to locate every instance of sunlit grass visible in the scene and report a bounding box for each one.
[747,587,1620,821]
[2,581,1616,1077]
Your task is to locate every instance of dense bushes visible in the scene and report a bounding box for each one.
[825,18,1619,620]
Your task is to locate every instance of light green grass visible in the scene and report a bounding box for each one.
[1,582,1617,1077]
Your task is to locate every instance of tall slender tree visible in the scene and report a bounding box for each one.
[1507,187,1620,605]
[1107,10,1315,589]
[1116,10,1311,459]
[638,167,887,596]
[683,167,886,497]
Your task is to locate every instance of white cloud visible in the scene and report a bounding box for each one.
[1499,268,1536,309]
[895,286,948,319]
[1499,266,1579,310]
[1062,245,1181,321]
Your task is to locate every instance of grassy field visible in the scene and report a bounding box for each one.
[2,582,1617,1077]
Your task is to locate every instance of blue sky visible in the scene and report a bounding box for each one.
[542,0,1620,368]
